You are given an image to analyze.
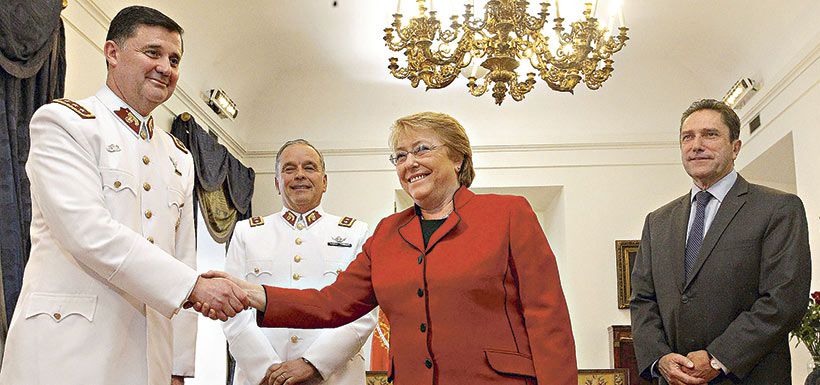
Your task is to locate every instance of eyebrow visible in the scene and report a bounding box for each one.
[141,43,182,59]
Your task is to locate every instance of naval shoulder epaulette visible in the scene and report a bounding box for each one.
[338,216,356,228]
[249,216,265,227]
[52,98,95,119]
[170,134,189,154]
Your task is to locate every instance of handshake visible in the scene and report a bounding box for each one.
[183,271,265,321]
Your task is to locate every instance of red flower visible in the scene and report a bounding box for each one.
[811,291,820,305]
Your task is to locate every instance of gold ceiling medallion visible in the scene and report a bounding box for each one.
[384,0,629,105]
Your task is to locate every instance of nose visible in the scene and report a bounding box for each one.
[155,57,171,76]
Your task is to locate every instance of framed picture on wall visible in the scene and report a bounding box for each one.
[366,371,389,385]
[578,368,630,385]
[616,240,640,309]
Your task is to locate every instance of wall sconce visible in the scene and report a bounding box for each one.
[207,89,238,119]
[722,78,758,109]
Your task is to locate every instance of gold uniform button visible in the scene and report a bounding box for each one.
[145,210,152,219]
[147,236,154,243]
[253,267,260,274]
[292,273,301,281]
[290,335,299,343]
[295,238,303,245]
[143,182,151,191]
[296,223,305,230]
[113,181,122,188]
[140,131,147,140]
[53,312,62,321]
[336,269,342,275]
[293,255,302,263]
[142,156,150,165]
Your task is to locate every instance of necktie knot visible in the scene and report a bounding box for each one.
[695,191,713,207]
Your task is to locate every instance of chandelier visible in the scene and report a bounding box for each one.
[384,0,629,105]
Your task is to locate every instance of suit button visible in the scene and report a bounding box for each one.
[113,180,122,188]
[53,312,62,321]
[290,335,299,343]
[140,131,147,140]
[143,182,151,191]
[417,288,424,297]
[145,210,153,219]
[417,255,423,264]
[420,323,426,332]
[253,267,260,274]
[294,255,302,263]
[142,156,150,165]
[147,236,154,244]
[296,223,305,230]
[295,238,303,245]
[293,273,301,281]
[681,295,689,304]
[425,359,433,369]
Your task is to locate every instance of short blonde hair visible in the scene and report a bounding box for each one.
[389,112,475,187]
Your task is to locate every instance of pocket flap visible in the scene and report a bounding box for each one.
[485,349,536,378]
[245,260,275,279]
[25,293,97,322]
[168,186,185,208]
[100,168,137,194]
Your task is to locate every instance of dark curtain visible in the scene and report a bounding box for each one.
[0,1,66,337]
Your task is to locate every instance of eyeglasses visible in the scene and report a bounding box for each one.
[389,144,443,166]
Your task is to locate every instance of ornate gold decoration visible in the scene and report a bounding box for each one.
[384,0,629,104]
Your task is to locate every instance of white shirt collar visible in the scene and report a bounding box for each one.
[690,170,737,204]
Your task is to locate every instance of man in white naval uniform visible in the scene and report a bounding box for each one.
[223,139,376,385]
[0,6,248,385]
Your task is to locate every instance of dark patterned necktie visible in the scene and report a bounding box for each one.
[685,191,713,281]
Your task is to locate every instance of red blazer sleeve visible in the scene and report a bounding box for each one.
[257,231,379,328]
[509,197,578,384]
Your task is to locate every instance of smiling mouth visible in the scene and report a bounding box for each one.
[148,78,168,87]
[408,173,429,183]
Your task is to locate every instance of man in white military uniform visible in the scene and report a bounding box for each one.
[223,139,376,385]
[0,6,248,385]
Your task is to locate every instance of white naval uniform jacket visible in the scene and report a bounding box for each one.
[223,208,376,385]
[0,87,199,385]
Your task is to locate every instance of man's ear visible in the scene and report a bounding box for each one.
[103,40,119,68]
[274,176,282,195]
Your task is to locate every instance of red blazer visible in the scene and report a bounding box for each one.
[259,187,577,385]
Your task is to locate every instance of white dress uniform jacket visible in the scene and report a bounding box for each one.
[223,207,376,385]
[0,87,199,385]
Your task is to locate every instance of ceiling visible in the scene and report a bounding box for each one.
[91,0,820,153]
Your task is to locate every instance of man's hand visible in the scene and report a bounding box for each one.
[171,375,185,385]
[260,358,322,385]
[199,270,267,311]
[658,353,708,385]
[186,276,250,321]
[682,350,720,382]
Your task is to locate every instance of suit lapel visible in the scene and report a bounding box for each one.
[398,214,424,253]
[673,195,692,293]
[398,186,474,253]
[683,176,749,290]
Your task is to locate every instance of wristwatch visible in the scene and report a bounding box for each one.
[707,352,722,373]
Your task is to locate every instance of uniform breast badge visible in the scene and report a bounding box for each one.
[327,236,352,248]
[169,156,182,176]
[106,144,121,152]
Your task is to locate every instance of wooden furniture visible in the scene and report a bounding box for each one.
[609,325,657,385]
[578,368,629,385]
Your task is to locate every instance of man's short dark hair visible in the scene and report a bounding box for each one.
[680,99,741,142]
[106,6,183,48]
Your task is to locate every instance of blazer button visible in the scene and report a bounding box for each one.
[145,210,153,219]
[143,182,151,191]
[295,238,303,245]
[424,359,433,369]
[113,180,122,188]
[681,295,689,304]
[296,223,305,230]
[142,155,150,165]
[140,131,147,140]
[147,236,154,244]
[417,255,423,264]
[417,288,424,297]
[53,312,62,321]
[294,255,302,263]
[290,335,299,343]
[293,273,301,281]
[420,323,426,332]
[253,267,260,274]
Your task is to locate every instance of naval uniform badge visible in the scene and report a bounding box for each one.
[249,216,265,227]
[327,235,352,248]
[338,216,356,228]
[53,99,95,119]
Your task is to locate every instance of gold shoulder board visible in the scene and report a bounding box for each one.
[338,216,356,228]
[249,216,265,227]
[171,135,189,154]
[53,98,95,119]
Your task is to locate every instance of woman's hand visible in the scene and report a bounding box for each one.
[195,270,267,311]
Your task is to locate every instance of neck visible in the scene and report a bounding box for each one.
[693,168,733,190]
[287,204,318,215]
[106,78,153,116]
[420,200,454,220]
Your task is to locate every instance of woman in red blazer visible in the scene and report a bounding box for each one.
[206,112,577,385]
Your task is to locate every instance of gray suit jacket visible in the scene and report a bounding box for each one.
[630,175,811,385]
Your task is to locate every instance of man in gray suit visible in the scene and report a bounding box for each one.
[631,99,811,385]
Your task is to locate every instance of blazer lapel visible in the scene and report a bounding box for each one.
[673,195,692,293]
[683,176,749,290]
[398,214,424,253]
